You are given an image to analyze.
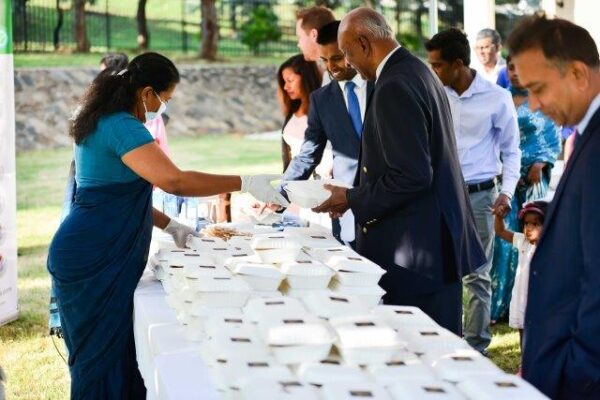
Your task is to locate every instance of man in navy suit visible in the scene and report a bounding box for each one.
[508,15,600,399]
[315,8,485,334]
[267,21,374,244]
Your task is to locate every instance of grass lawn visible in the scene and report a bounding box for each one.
[0,135,520,399]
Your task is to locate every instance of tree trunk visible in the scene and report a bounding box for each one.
[201,0,218,60]
[137,0,150,50]
[53,0,64,51]
[73,0,90,52]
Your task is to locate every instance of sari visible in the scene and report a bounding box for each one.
[48,178,152,399]
[490,97,561,321]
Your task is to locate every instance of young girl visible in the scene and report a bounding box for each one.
[494,201,548,354]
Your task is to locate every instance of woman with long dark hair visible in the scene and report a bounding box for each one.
[277,54,327,174]
[47,52,286,399]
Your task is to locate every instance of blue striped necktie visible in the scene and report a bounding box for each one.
[345,81,362,138]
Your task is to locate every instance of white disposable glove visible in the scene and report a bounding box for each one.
[163,219,201,248]
[240,174,290,208]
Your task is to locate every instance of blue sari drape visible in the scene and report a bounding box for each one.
[490,100,561,321]
[48,178,152,399]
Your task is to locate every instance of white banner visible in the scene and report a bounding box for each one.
[0,0,19,326]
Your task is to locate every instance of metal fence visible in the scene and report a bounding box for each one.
[12,0,467,57]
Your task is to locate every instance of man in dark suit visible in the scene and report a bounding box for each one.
[508,15,600,399]
[266,21,374,244]
[315,8,485,334]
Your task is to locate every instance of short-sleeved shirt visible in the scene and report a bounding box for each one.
[75,112,154,188]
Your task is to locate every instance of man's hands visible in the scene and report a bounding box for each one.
[163,219,200,248]
[312,184,350,218]
[491,193,512,218]
[240,174,290,208]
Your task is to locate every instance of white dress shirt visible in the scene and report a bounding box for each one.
[375,45,402,82]
[336,75,368,243]
[576,93,600,135]
[474,57,506,84]
[444,71,522,196]
[337,74,368,123]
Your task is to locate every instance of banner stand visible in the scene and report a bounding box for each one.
[0,0,19,326]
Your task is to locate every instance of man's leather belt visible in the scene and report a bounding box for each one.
[467,178,497,194]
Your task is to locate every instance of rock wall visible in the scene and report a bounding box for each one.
[14,64,282,151]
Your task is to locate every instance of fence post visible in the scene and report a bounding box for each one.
[181,0,188,52]
[22,1,28,51]
[105,0,111,50]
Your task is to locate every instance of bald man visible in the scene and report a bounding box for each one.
[315,8,485,333]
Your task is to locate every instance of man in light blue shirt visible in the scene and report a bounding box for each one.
[426,28,521,353]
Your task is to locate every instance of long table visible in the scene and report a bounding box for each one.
[134,272,220,400]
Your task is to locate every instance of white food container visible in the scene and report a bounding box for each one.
[283,179,351,209]
[251,234,302,263]
[387,378,466,400]
[187,236,227,250]
[185,306,243,340]
[329,279,386,308]
[364,350,435,384]
[331,314,405,365]
[218,357,294,392]
[228,236,254,253]
[257,313,335,364]
[424,350,503,383]
[188,275,251,308]
[327,256,386,287]
[201,325,268,361]
[249,290,283,300]
[204,315,255,338]
[302,291,369,320]
[456,374,549,400]
[243,297,307,322]
[280,259,335,289]
[224,254,263,272]
[295,359,369,387]
[306,246,358,264]
[401,327,472,356]
[320,381,392,400]
[371,305,438,329]
[280,284,332,301]
[241,379,319,400]
[292,230,341,249]
[183,263,231,279]
[232,262,284,291]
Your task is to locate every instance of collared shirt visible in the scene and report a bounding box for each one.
[474,56,506,84]
[337,74,368,122]
[444,71,522,196]
[576,93,600,135]
[375,45,402,82]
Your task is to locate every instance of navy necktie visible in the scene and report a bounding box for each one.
[345,81,362,138]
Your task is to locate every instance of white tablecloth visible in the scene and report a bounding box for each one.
[134,272,220,400]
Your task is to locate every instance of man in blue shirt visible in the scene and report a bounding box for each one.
[426,28,521,354]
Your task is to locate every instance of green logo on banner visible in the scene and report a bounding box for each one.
[0,0,12,54]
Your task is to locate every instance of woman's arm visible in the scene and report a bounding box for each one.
[494,213,515,244]
[153,208,170,229]
[122,142,241,197]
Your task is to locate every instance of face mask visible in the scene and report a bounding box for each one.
[143,90,167,122]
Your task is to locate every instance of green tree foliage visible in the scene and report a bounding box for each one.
[240,5,282,56]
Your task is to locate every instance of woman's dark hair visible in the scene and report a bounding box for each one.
[317,21,340,46]
[71,52,180,144]
[425,28,471,67]
[277,54,321,119]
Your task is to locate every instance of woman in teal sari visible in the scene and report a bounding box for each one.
[47,53,288,399]
[490,56,561,322]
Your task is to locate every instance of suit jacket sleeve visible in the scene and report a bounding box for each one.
[281,92,328,182]
[561,142,600,392]
[347,80,433,224]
